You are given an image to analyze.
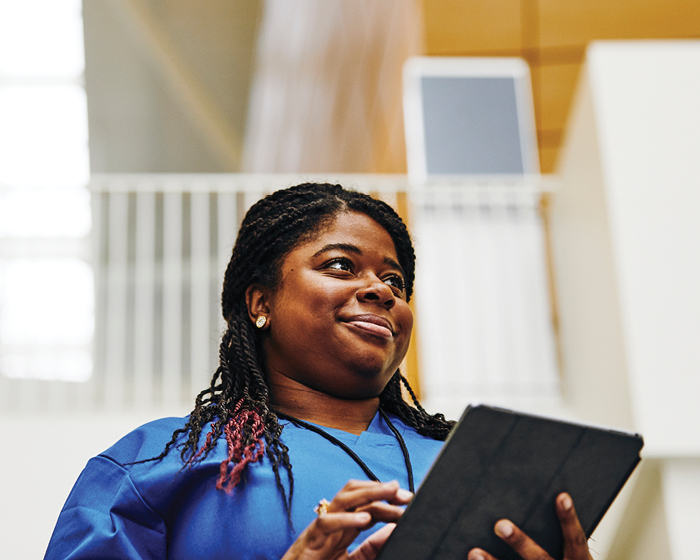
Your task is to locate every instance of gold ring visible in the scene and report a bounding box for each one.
[314,498,331,517]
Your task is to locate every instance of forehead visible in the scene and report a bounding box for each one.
[290,211,398,260]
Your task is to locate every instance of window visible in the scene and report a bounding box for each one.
[0,0,93,382]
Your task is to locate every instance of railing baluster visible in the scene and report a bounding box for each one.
[133,191,156,409]
[161,188,183,406]
[190,185,212,403]
[104,190,129,409]
[216,190,237,337]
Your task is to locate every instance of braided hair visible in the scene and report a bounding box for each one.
[153,183,454,512]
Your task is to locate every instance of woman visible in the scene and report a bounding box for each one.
[45,183,592,560]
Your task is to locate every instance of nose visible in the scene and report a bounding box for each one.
[356,274,395,308]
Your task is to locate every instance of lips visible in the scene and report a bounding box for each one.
[343,314,394,339]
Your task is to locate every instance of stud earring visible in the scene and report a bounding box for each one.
[255,316,267,329]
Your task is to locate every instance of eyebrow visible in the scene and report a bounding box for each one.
[312,243,405,277]
[313,243,361,258]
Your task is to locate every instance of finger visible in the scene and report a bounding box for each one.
[303,512,372,551]
[331,481,412,512]
[355,501,407,523]
[337,479,413,505]
[467,547,498,560]
[333,480,411,507]
[386,487,413,505]
[556,494,591,560]
[313,511,373,535]
[494,519,553,560]
[348,523,397,560]
[336,479,385,492]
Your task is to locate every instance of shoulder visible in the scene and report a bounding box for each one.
[99,416,192,467]
[45,421,183,560]
[64,416,222,518]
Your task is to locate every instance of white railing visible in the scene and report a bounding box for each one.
[411,186,560,418]
[0,174,560,418]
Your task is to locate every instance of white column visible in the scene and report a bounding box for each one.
[551,40,700,559]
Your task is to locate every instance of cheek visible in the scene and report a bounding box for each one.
[396,302,414,339]
[276,277,346,327]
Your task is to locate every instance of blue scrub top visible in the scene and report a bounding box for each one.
[45,412,444,559]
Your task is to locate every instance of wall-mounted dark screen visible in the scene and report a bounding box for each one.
[421,76,523,175]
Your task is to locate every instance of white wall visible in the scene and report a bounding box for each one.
[551,40,700,559]
[0,412,183,560]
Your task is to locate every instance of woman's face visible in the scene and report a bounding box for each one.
[256,211,413,400]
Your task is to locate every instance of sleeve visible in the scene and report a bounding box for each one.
[44,456,167,560]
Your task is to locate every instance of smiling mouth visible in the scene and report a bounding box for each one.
[343,315,394,339]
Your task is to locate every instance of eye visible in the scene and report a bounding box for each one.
[324,257,354,273]
[383,274,405,294]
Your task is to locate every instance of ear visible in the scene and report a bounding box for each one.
[245,284,272,328]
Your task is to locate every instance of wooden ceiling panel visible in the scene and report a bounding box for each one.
[422,0,522,54]
[539,0,700,49]
[533,62,582,132]
[538,145,559,174]
[421,0,700,176]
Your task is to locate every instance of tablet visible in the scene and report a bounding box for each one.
[378,405,643,560]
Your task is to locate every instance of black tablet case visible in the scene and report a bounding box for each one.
[378,405,643,560]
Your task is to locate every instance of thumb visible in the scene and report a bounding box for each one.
[348,523,396,560]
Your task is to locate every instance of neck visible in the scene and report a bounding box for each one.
[268,374,380,436]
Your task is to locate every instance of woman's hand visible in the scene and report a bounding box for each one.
[468,493,593,560]
[282,480,412,560]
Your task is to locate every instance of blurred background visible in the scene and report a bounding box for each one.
[1,1,700,558]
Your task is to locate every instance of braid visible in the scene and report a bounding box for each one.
[149,183,451,516]
[379,372,455,440]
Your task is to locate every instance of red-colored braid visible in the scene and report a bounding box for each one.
[188,399,244,466]
[188,430,214,465]
[216,408,266,493]
[185,399,266,493]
